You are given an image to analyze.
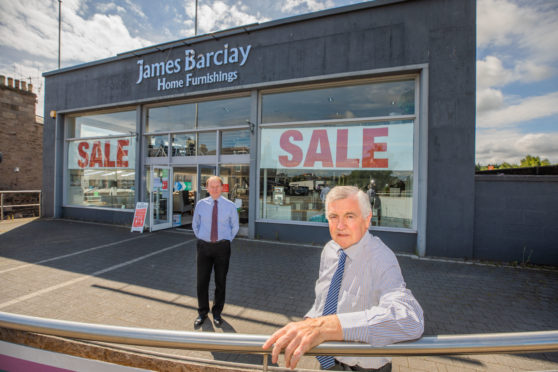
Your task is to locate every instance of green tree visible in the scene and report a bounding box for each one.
[520,155,551,167]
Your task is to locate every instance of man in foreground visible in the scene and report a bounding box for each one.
[192,176,239,328]
[263,186,424,371]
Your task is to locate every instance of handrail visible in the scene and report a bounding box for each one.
[0,190,41,221]
[1,311,558,357]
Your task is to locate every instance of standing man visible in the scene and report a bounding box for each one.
[192,176,239,328]
[263,186,423,371]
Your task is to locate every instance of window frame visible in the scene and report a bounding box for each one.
[256,75,420,233]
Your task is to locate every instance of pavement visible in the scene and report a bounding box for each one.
[0,218,557,372]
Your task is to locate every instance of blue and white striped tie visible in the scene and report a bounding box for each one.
[317,249,347,369]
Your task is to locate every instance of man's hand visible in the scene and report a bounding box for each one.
[262,315,343,369]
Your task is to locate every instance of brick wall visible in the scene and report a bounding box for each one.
[0,75,43,190]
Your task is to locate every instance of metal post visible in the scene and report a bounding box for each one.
[262,354,268,372]
[38,191,41,217]
[194,0,198,36]
[58,0,62,69]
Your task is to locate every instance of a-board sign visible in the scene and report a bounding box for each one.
[131,202,148,233]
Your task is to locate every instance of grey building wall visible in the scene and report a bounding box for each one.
[474,175,558,265]
[43,0,476,258]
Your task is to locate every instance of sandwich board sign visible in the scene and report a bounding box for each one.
[131,202,148,233]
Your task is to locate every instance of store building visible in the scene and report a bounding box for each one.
[42,0,476,258]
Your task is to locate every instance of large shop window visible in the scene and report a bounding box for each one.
[65,110,136,209]
[259,79,415,229]
[146,96,250,157]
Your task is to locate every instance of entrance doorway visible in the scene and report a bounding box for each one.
[148,164,248,235]
[172,167,197,228]
[149,166,172,231]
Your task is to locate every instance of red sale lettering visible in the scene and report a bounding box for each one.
[336,129,359,168]
[117,139,129,167]
[73,139,131,169]
[104,142,116,167]
[304,129,333,167]
[279,130,303,167]
[77,142,89,168]
[362,127,388,168]
[89,141,104,168]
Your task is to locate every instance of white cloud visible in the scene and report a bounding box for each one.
[476,128,558,165]
[477,88,504,113]
[185,1,270,35]
[0,0,150,64]
[477,91,558,128]
[280,0,335,13]
[477,56,513,89]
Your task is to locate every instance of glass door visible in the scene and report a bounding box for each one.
[199,165,216,200]
[150,166,172,231]
[172,167,197,228]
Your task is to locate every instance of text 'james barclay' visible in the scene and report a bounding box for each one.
[135,44,252,88]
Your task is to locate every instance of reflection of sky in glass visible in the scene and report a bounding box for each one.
[222,129,250,154]
[198,97,250,128]
[75,111,136,138]
[198,132,217,154]
[147,104,196,132]
[262,80,415,123]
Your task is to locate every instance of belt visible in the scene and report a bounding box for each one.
[201,239,228,244]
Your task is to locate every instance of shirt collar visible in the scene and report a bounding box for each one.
[334,232,372,263]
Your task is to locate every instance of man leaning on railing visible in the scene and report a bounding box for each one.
[263,186,424,371]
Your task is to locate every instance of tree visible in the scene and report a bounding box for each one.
[520,155,551,168]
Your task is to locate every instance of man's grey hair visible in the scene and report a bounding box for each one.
[325,186,372,218]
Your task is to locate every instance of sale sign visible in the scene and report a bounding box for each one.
[68,137,135,169]
[260,123,413,170]
[131,202,148,233]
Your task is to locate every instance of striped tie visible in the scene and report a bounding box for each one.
[317,249,347,369]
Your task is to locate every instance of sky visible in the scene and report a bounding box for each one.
[0,0,557,165]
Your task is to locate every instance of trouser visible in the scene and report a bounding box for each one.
[327,360,392,372]
[196,239,231,318]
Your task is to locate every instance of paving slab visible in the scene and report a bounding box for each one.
[1,218,557,371]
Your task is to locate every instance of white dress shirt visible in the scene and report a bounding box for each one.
[305,232,424,369]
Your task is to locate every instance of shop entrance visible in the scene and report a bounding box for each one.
[171,167,197,228]
[149,164,248,234]
[150,166,172,231]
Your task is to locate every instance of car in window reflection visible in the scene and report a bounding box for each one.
[288,185,309,196]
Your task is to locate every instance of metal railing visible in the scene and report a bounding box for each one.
[1,311,558,371]
[0,190,41,221]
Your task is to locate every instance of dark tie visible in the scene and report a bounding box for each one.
[210,200,218,242]
[317,250,347,369]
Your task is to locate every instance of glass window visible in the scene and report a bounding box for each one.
[146,103,196,133]
[258,121,414,228]
[197,96,250,128]
[147,135,169,157]
[172,133,196,157]
[220,164,250,225]
[198,132,217,155]
[221,129,250,155]
[67,110,136,138]
[66,136,135,209]
[262,80,415,123]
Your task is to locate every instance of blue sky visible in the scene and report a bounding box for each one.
[1,0,557,165]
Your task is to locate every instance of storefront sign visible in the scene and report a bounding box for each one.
[260,124,413,170]
[131,202,148,233]
[135,44,252,92]
[68,138,135,169]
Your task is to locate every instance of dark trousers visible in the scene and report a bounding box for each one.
[196,239,231,318]
[328,360,391,372]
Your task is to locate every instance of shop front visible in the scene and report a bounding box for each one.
[43,0,475,257]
